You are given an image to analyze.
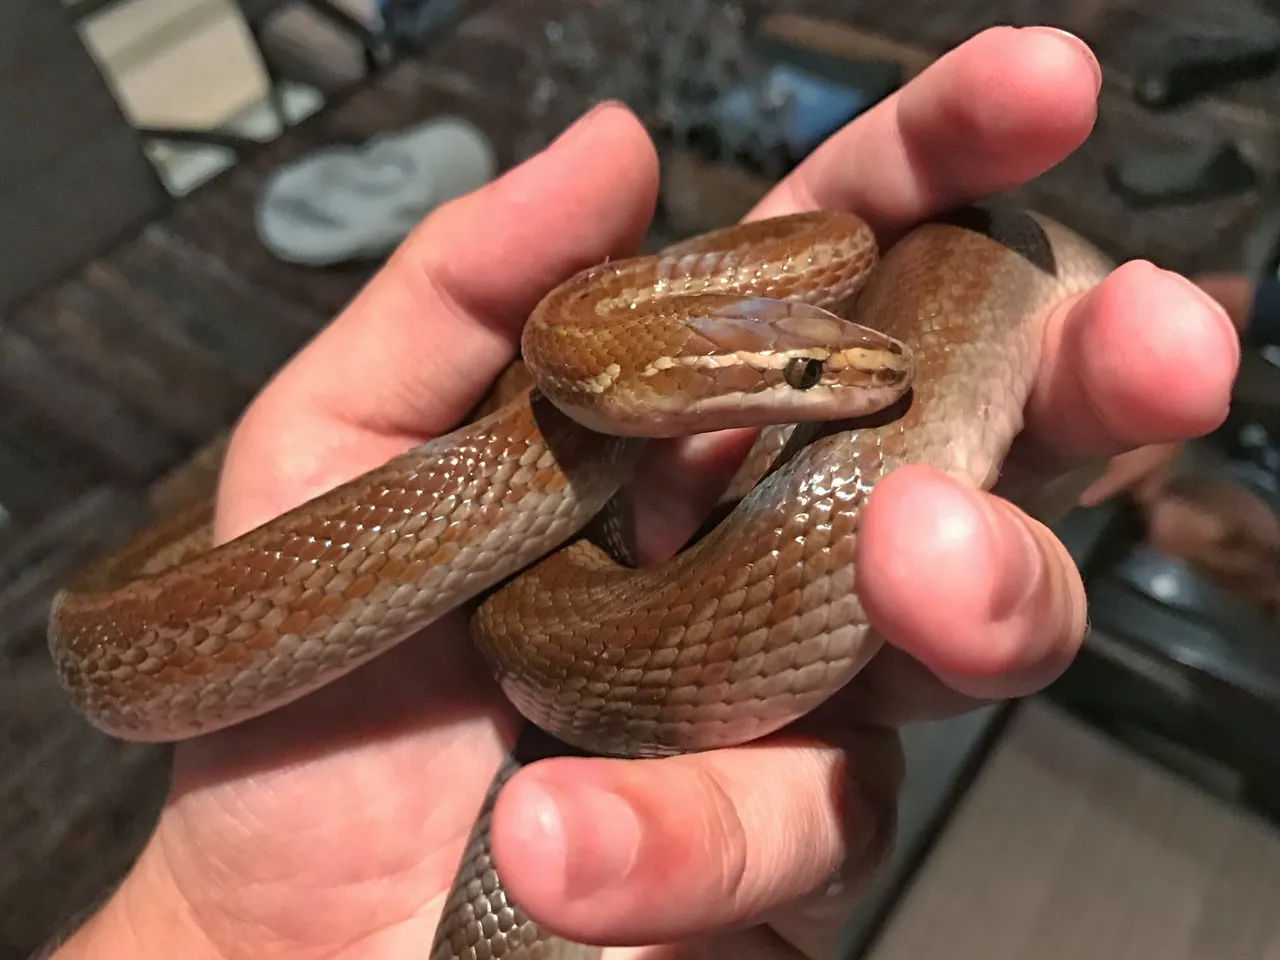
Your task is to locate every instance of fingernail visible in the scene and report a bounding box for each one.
[496,101,617,193]
[1023,26,1102,93]
[794,782,891,924]
[1169,269,1238,338]
[986,497,1044,623]
[528,778,644,900]
[550,100,618,149]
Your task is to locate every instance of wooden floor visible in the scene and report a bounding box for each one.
[7,0,1280,956]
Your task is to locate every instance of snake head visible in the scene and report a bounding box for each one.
[653,297,915,433]
[531,295,915,438]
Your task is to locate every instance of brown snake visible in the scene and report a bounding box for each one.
[48,203,1111,959]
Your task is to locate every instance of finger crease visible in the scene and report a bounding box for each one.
[694,766,752,911]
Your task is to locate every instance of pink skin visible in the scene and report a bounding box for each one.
[55,26,1236,960]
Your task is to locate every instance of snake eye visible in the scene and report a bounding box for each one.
[784,357,824,390]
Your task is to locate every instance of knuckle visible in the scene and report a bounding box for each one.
[688,764,752,912]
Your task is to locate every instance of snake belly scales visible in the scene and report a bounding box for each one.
[47,203,1112,959]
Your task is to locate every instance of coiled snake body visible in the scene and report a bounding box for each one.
[48,204,1112,959]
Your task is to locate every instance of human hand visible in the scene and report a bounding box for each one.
[1078,271,1252,510]
[1078,442,1181,507]
[54,26,1238,960]
[1147,478,1280,611]
[1192,271,1254,333]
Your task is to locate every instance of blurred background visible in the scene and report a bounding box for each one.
[6,0,1280,957]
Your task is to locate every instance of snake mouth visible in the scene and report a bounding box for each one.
[608,378,912,436]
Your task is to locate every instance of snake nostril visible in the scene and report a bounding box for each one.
[784,357,824,390]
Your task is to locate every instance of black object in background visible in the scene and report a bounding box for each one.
[1105,140,1257,207]
[750,31,902,165]
[676,24,903,176]
[378,0,470,53]
[1133,34,1280,109]
[1244,219,1280,356]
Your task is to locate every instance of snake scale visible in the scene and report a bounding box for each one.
[48,202,1112,959]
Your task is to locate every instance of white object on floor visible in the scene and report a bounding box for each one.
[255,115,496,265]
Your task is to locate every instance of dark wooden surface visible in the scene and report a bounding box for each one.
[0,0,170,314]
[6,0,1280,954]
[794,0,1280,273]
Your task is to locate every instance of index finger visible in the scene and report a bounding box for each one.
[748,25,1101,233]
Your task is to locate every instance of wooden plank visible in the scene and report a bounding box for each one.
[756,11,935,78]
[0,400,110,520]
[147,429,229,517]
[0,438,97,530]
[9,271,255,444]
[0,486,150,661]
[0,657,167,957]
[0,327,183,483]
[658,148,772,238]
[104,225,322,383]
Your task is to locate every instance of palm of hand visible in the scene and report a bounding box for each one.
[156,611,518,956]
